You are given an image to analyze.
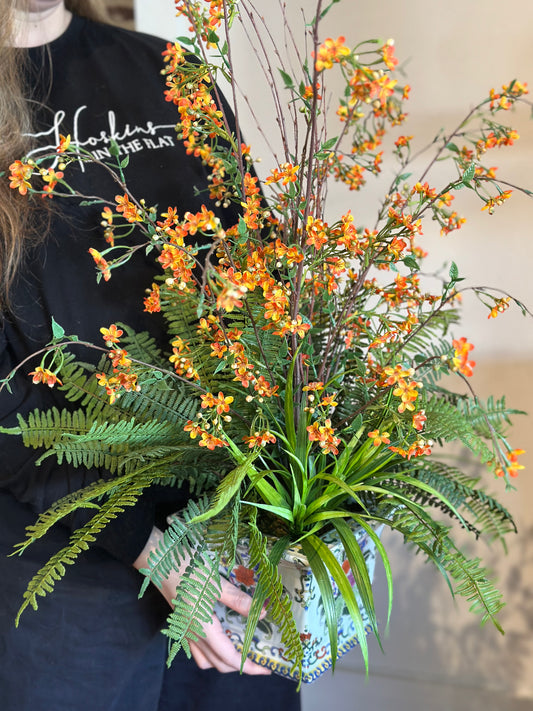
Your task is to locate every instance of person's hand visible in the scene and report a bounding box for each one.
[186,577,271,674]
[134,526,271,675]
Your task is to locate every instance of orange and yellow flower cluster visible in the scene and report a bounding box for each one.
[95,325,140,404]
[313,36,351,72]
[452,337,476,378]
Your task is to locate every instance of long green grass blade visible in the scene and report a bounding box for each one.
[304,533,370,672]
[300,536,339,665]
[190,453,257,524]
[332,519,380,644]
[355,518,393,631]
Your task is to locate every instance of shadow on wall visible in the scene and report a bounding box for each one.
[381,525,533,692]
[302,523,533,711]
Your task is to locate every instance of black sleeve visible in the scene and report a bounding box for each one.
[0,342,158,564]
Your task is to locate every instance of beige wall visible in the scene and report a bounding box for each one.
[134,1,533,707]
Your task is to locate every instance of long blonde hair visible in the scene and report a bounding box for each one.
[0,0,110,310]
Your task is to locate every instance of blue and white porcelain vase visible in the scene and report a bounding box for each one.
[215,522,383,683]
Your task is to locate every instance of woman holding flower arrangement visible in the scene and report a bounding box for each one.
[0,0,529,703]
[0,1,300,709]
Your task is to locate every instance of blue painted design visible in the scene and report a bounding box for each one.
[214,522,384,683]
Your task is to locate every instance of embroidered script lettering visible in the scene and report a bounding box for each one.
[26,106,176,169]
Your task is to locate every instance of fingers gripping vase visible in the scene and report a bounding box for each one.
[215,523,383,683]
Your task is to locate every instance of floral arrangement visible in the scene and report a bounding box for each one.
[3,0,531,683]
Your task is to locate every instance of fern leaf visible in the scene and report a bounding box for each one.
[390,503,505,630]
[407,460,517,546]
[424,395,496,466]
[117,382,199,425]
[15,481,147,623]
[242,518,303,678]
[14,407,90,449]
[139,498,211,597]
[115,324,168,369]
[66,417,177,448]
[401,307,461,358]
[163,550,222,665]
[57,353,114,416]
[441,547,505,631]
[458,395,525,438]
[14,458,181,558]
[35,416,190,474]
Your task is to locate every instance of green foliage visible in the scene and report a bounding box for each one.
[424,395,497,467]
[13,478,109,554]
[14,407,91,450]
[139,498,210,596]
[15,480,148,624]
[225,302,288,375]
[117,324,167,368]
[389,504,505,631]
[220,496,243,569]
[142,499,230,665]
[163,550,222,664]
[6,0,529,684]
[57,353,112,416]
[117,381,199,425]
[459,395,525,438]
[443,549,505,630]
[44,417,177,470]
[160,289,220,384]
[398,307,461,361]
[190,451,259,524]
[243,518,304,679]
[406,460,517,546]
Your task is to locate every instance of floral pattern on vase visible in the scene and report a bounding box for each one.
[215,523,383,682]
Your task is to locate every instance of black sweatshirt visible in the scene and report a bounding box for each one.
[0,14,239,565]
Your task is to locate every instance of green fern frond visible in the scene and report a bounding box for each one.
[37,435,123,473]
[390,503,505,630]
[458,395,525,438]
[14,460,181,557]
[441,546,505,631]
[64,417,176,448]
[57,353,115,417]
[15,544,82,623]
[163,550,222,665]
[242,518,303,679]
[389,502,451,557]
[12,478,108,555]
[149,461,221,497]
[204,495,244,571]
[424,395,496,466]
[138,498,211,596]
[401,307,461,357]
[117,381,200,425]
[334,375,370,424]
[160,293,230,391]
[115,324,168,369]
[160,290,205,355]
[15,481,147,624]
[407,460,517,545]
[35,415,191,474]
[224,301,288,372]
[13,407,90,449]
